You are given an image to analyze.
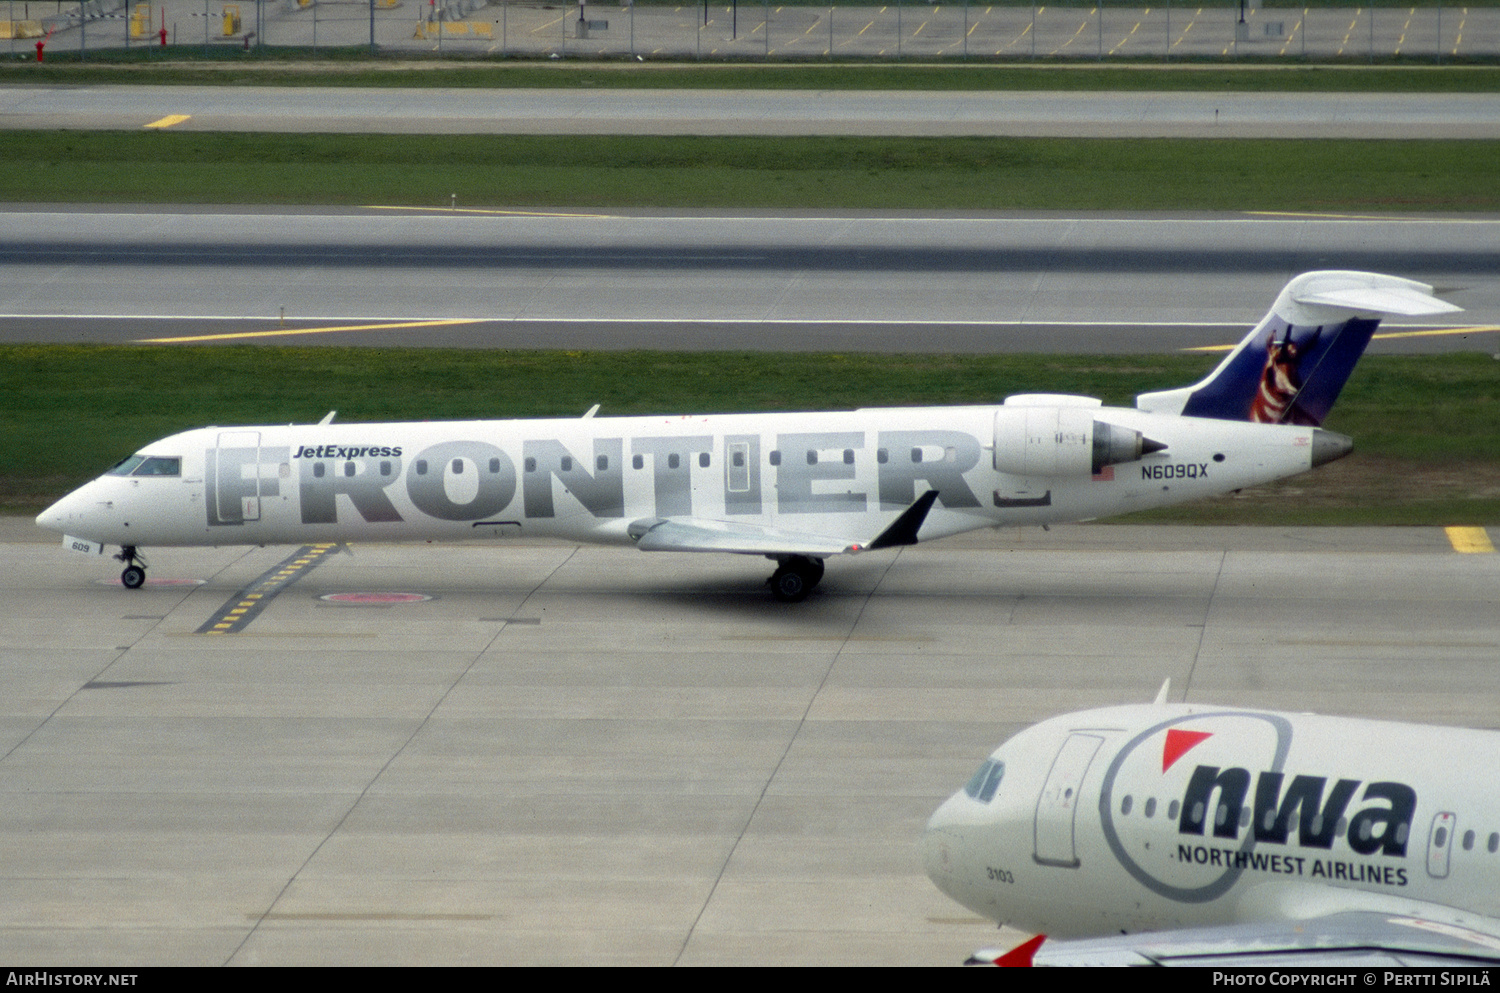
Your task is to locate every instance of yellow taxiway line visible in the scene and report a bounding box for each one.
[1186,325,1500,353]
[143,114,191,129]
[137,319,481,344]
[365,205,617,219]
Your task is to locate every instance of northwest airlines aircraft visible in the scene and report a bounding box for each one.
[924,687,1500,966]
[38,271,1458,601]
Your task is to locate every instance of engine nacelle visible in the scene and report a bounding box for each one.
[993,406,1164,476]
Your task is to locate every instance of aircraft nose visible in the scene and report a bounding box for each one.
[922,793,969,885]
[36,495,71,533]
[35,485,97,535]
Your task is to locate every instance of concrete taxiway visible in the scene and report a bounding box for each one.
[3,208,1498,353]
[2,517,1496,965]
[5,85,1500,139]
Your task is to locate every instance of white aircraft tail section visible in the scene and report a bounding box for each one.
[1136,271,1460,427]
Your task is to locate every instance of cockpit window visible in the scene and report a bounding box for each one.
[963,759,1005,804]
[106,455,146,476]
[134,457,182,477]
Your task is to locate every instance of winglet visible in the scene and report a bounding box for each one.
[969,934,1047,967]
[1153,678,1172,706]
[866,490,940,550]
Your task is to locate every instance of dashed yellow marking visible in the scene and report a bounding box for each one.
[137,319,480,345]
[195,544,339,634]
[144,114,190,129]
[1447,527,1495,554]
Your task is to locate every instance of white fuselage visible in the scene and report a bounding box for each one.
[38,404,1323,551]
[924,704,1500,940]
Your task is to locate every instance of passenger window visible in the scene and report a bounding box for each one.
[769,450,781,466]
[343,462,356,478]
[597,455,609,471]
[381,461,392,477]
[1144,798,1157,818]
[1121,796,1133,816]
[877,448,888,464]
[561,456,572,472]
[313,463,326,479]
[416,460,428,475]
[1489,833,1498,854]
[490,458,501,473]
[843,449,854,465]
[632,454,644,470]
[451,459,464,475]
[699,452,710,468]
[1464,830,1476,851]
[668,454,680,469]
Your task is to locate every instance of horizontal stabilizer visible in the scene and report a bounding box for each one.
[1292,284,1462,317]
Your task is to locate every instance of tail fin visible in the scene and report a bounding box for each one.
[1136,271,1461,426]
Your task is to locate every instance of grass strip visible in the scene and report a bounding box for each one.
[4,345,1497,524]
[6,59,1500,91]
[4,132,1499,211]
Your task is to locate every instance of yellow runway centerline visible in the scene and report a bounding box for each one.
[1447,527,1496,554]
[1185,325,1500,353]
[136,319,481,344]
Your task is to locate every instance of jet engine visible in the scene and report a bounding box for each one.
[993,405,1165,477]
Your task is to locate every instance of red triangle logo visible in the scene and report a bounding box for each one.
[1162,728,1213,773]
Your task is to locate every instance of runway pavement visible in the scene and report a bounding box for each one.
[3,207,1498,353]
[2,516,1497,965]
[6,84,1500,138]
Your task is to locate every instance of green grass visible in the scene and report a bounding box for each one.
[5,131,1499,210]
[6,59,1500,90]
[5,346,1498,524]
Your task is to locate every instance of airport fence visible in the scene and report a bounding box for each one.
[8,0,1500,61]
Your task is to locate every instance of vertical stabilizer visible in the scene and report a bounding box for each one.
[1136,272,1460,426]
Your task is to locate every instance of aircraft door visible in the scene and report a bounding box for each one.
[215,431,262,523]
[1033,733,1103,868]
[1426,811,1456,879]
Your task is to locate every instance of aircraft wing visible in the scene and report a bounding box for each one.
[970,913,1500,967]
[626,516,860,556]
[627,490,941,557]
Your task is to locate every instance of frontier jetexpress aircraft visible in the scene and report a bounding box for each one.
[38,271,1459,601]
[923,686,1500,967]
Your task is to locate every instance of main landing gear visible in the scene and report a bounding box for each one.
[767,555,825,603]
[115,545,149,589]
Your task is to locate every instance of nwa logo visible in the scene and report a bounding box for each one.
[1098,712,1417,904]
[1171,729,1415,858]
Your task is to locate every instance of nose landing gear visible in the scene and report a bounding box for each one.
[767,555,825,603]
[114,546,149,589]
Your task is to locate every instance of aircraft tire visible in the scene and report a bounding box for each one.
[770,567,810,603]
[769,556,822,603]
[120,565,146,589]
